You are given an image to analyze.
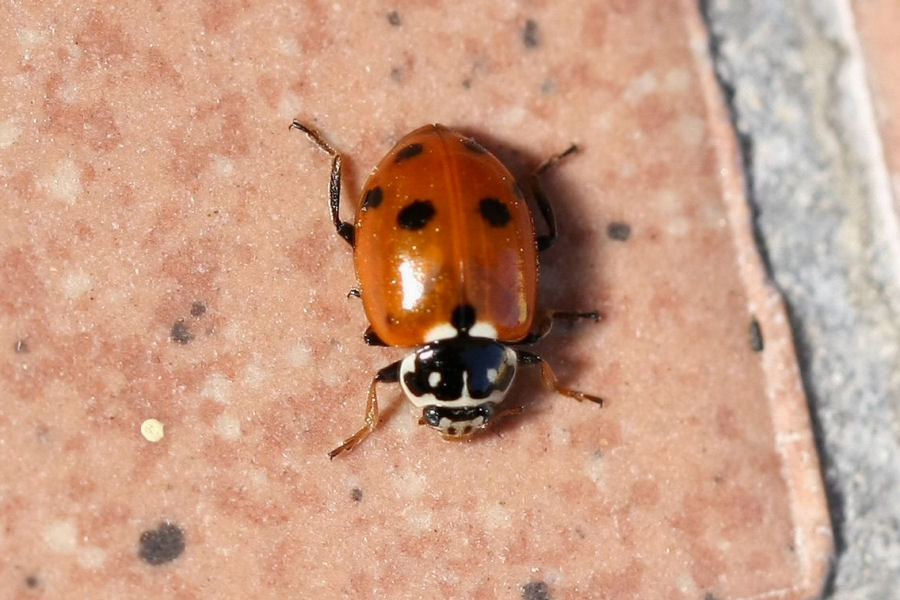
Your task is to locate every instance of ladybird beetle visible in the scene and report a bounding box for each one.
[291,121,603,458]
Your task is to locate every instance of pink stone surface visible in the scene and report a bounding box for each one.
[0,2,831,598]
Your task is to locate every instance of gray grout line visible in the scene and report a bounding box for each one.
[700,1,900,598]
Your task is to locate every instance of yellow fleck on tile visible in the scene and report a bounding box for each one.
[141,418,165,442]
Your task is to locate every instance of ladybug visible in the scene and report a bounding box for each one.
[291,121,603,458]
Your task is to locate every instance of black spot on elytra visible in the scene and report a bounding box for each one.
[451,304,476,331]
[362,187,383,210]
[479,198,511,227]
[397,199,435,230]
[523,19,540,48]
[522,580,551,600]
[749,317,764,352]
[190,301,207,317]
[170,320,193,344]
[395,143,424,163]
[387,11,401,26]
[139,522,185,565]
[25,574,39,588]
[607,222,631,241]
[461,137,488,154]
[350,487,363,502]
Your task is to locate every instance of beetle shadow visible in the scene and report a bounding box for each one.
[454,125,610,438]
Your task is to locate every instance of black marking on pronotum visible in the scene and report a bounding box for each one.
[461,138,488,154]
[479,197,511,227]
[607,222,631,241]
[362,186,383,210]
[395,143,424,163]
[138,521,185,566]
[397,199,435,230]
[403,337,514,400]
[451,303,477,331]
[749,317,764,352]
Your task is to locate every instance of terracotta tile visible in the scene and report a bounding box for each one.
[0,1,831,598]
[853,0,900,208]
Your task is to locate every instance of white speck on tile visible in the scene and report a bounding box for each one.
[394,469,427,498]
[278,93,303,120]
[585,452,606,489]
[211,154,234,177]
[243,363,267,390]
[550,425,571,446]
[700,201,727,229]
[214,413,241,439]
[17,28,47,49]
[286,342,311,367]
[667,216,691,237]
[402,506,433,531]
[77,545,107,569]
[43,519,78,554]
[498,106,527,128]
[140,418,165,442]
[0,118,22,148]
[624,71,658,104]
[63,270,92,299]
[276,36,300,56]
[674,114,706,147]
[481,502,511,530]
[201,373,233,404]
[41,158,83,205]
[664,67,691,93]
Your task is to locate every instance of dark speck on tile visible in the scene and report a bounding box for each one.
[523,19,540,48]
[387,11,401,27]
[139,521,185,565]
[704,593,720,600]
[15,338,28,353]
[190,301,207,317]
[25,574,39,588]
[170,319,194,344]
[462,78,472,89]
[522,581,551,600]
[607,221,631,241]
[350,487,363,502]
[749,317,764,352]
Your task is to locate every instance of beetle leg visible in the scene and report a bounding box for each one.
[290,120,355,247]
[328,361,401,459]
[530,144,578,252]
[363,326,388,347]
[517,309,601,345]
[517,350,603,406]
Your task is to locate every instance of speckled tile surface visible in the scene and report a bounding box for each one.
[0,2,831,599]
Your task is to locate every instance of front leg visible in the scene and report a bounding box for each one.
[328,360,401,459]
[517,350,603,406]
